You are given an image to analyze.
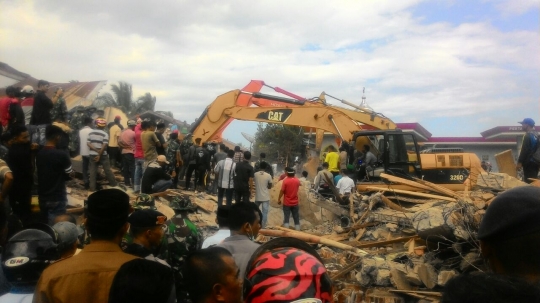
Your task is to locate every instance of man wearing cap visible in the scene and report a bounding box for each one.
[517,118,539,183]
[477,186,540,283]
[108,115,122,169]
[124,209,169,267]
[34,189,138,303]
[202,205,231,248]
[141,155,173,194]
[87,117,118,191]
[278,167,301,230]
[52,221,80,259]
[119,119,137,188]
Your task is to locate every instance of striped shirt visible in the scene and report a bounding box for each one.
[87,130,109,156]
[214,158,236,189]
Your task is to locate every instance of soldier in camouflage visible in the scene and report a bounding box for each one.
[166,195,202,303]
[50,88,68,123]
[68,106,88,155]
[121,194,158,251]
[178,134,193,182]
[166,132,182,188]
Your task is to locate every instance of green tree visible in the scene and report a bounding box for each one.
[93,81,156,116]
[131,92,156,116]
[253,123,304,166]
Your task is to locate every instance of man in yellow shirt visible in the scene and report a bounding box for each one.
[108,118,122,168]
[324,146,340,177]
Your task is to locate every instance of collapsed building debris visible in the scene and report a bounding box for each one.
[63,161,535,303]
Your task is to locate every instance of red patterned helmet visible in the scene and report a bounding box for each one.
[244,237,333,303]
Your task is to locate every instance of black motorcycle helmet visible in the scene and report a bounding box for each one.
[2,228,60,289]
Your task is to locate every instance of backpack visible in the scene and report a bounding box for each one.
[530,134,540,164]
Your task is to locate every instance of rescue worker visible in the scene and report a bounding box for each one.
[517,118,539,183]
[165,196,203,302]
[124,209,169,267]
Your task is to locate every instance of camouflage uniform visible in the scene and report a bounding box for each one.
[121,194,157,251]
[165,140,180,172]
[68,107,88,154]
[50,96,68,122]
[166,196,202,302]
[178,137,194,181]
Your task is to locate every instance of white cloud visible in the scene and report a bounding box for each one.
[486,0,540,15]
[0,0,538,145]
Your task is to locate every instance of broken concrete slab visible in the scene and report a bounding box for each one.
[417,263,438,289]
[437,270,458,286]
[411,205,456,239]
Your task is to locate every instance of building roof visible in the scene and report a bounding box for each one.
[396,122,432,141]
[0,62,30,81]
[426,137,517,145]
[0,62,106,110]
[480,126,540,140]
[136,111,191,129]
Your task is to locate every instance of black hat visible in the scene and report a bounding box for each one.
[216,205,230,221]
[128,210,167,228]
[86,189,131,225]
[478,186,540,241]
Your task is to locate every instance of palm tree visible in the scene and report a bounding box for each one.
[93,82,156,116]
[93,81,133,113]
[131,92,156,115]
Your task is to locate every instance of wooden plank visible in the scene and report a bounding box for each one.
[353,235,419,249]
[354,228,366,241]
[365,187,456,202]
[380,195,413,212]
[259,229,374,257]
[389,290,442,297]
[411,177,461,199]
[495,149,517,177]
[380,173,434,192]
[330,258,363,280]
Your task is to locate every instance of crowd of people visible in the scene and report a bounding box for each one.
[0,82,539,302]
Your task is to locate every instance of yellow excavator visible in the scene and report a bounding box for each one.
[189,86,483,191]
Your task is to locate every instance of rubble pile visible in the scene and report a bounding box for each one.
[63,164,533,302]
[258,172,531,303]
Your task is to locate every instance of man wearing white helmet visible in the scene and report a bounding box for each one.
[20,85,34,125]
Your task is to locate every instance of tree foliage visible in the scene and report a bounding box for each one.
[253,123,304,166]
[93,81,156,116]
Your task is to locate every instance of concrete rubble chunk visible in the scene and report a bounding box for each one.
[438,270,458,286]
[417,263,438,289]
[411,205,456,239]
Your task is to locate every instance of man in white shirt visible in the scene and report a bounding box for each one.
[254,162,273,228]
[336,170,355,199]
[202,206,231,248]
[78,117,94,189]
[214,150,236,206]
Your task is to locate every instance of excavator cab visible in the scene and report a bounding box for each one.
[353,130,422,181]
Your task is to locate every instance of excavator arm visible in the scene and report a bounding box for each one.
[190,90,361,143]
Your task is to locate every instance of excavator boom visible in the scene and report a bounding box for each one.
[190,90,361,143]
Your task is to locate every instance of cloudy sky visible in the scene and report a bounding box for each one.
[1,0,538,145]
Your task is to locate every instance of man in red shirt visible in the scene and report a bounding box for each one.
[278,167,301,230]
[0,86,17,132]
[133,120,146,192]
